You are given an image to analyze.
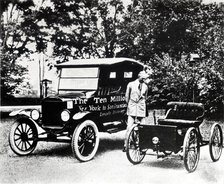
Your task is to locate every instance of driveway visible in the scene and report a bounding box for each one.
[0,117,224,184]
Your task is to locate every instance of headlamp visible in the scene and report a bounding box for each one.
[177,129,183,135]
[152,137,159,145]
[61,110,70,122]
[30,109,40,120]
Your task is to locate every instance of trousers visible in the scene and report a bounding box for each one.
[124,115,145,148]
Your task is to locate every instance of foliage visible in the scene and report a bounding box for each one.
[116,0,224,115]
[95,0,124,57]
[35,0,124,63]
[118,0,209,60]
[0,0,48,98]
[1,0,223,116]
[147,53,223,115]
[1,54,28,99]
[198,66,224,116]
[35,0,94,62]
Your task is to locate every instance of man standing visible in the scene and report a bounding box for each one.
[123,71,149,151]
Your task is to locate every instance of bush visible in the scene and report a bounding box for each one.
[146,53,224,117]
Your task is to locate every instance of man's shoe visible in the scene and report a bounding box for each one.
[122,147,126,152]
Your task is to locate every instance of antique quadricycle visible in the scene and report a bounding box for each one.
[126,101,223,172]
[9,58,144,162]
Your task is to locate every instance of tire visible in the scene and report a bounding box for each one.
[126,125,146,164]
[71,120,100,162]
[209,123,223,162]
[9,119,38,156]
[183,127,200,173]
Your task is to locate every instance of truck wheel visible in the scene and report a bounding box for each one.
[72,120,99,162]
[9,119,38,156]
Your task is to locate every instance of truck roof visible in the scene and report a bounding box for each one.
[55,57,143,67]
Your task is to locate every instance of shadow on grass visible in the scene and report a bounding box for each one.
[141,157,184,170]
[23,133,124,158]
[32,143,72,157]
[97,137,124,154]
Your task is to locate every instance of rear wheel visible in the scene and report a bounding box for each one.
[9,119,38,156]
[209,123,223,162]
[72,120,99,162]
[183,127,200,173]
[126,125,146,164]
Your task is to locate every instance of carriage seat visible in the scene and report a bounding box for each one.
[158,101,205,127]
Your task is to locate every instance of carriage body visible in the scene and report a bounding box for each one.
[139,102,204,153]
[126,101,223,173]
[138,124,182,153]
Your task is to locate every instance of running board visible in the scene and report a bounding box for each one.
[107,128,121,133]
[38,137,71,143]
[42,125,64,129]
[106,127,126,133]
[103,121,122,126]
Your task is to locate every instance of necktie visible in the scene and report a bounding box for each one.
[138,83,142,92]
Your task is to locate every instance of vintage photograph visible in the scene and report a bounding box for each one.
[0,0,224,183]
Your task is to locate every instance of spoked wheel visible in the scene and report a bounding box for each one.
[9,119,38,156]
[126,125,146,164]
[183,127,200,173]
[209,123,223,162]
[72,120,99,162]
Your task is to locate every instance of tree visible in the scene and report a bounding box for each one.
[1,0,42,98]
[117,0,203,61]
[118,0,224,114]
[35,0,124,61]
[1,0,223,115]
[1,0,125,98]
[35,0,94,62]
[94,0,124,57]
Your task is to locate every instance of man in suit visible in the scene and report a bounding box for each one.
[123,71,149,151]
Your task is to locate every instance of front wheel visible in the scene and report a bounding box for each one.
[183,127,200,173]
[126,125,146,164]
[9,119,38,156]
[209,123,223,162]
[72,120,99,162]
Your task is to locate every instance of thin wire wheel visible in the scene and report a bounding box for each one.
[183,127,200,173]
[209,123,223,162]
[126,125,146,164]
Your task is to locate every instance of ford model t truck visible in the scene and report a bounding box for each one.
[9,58,144,161]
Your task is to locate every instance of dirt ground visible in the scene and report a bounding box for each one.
[0,117,224,184]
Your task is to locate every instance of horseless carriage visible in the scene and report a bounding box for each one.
[126,101,223,172]
[9,58,144,162]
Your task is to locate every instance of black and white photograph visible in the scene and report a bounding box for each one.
[0,0,224,183]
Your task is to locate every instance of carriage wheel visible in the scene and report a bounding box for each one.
[9,119,38,156]
[209,123,223,162]
[183,127,200,173]
[72,120,99,162]
[126,125,146,164]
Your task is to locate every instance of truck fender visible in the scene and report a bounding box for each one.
[73,111,91,120]
[9,109,31,117]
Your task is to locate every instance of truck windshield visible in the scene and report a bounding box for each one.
[58,67,99,93]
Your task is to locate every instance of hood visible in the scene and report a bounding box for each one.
[58,92,86,99]
[44,91,95,102]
